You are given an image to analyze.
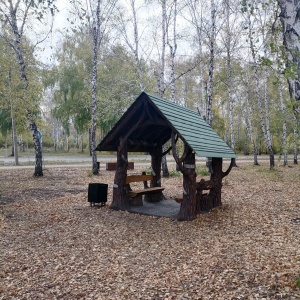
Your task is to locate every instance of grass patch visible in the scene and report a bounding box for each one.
[296,277,300,288]
[169,170,181,177]
[256,166,282,181]
[196,166,210,176]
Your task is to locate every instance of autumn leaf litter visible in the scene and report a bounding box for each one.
[0,164,299,299]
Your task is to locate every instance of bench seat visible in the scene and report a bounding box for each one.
[128,187,165,198]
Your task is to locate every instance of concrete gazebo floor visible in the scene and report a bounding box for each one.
[128,199,181,219]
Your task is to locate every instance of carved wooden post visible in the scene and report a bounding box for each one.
[177,147,197,221]
[198,157,234,210]
[210,157,223,207]
[111,138,130,210]
[144,145,165,202]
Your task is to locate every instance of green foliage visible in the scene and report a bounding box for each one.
[87,170,93,177]
[0,109,11,136]
[256,166,282,181]
[196,166,210,176]
[169,170,181,177]
[296,277,300,288]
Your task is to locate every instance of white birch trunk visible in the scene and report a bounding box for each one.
[90,0,101,175]
[278,0,300,164]
[206,0,216,126]
[278,0,300,103]
[245,70,259,165]
[225,0,236,161]
[2,0,43,175]
[246,2,274,168]
[159,0,167,97]
[188,0,207,117]
[278,76,288,166]
[160,0,169,177]
[130,0,144,91]
[8,71,19,166]
[168,0,178,102]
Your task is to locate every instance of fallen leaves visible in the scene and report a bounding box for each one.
[0,164,300,299]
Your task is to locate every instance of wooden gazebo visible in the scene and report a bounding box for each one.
[96,92,236,221]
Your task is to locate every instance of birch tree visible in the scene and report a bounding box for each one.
[206,0,217,126]
[221,0,242,166]
[277,0,300,164]
[243,0,275,169]
[185,0,207,117]
[117,0,146,91]
[0,0,55,176]
[70,0,117,175]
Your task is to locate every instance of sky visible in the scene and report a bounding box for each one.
[35,2,71,64]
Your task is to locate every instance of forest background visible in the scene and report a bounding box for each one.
[0,0,299,173]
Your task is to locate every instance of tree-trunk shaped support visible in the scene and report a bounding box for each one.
[111,105,147,209]
[144,146,166,202]
[172,131,197,221]
[111,138,130,210]
[197,158,234,211]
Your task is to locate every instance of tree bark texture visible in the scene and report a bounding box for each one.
[293,118,298,164]
[171,133,196,221]
[278,77,288,166]
[245,76,259,165]
[246,3,274,168]
[144,146,165,202]
[278,0,300,103]
[196,158,234,212]
[90,0,101,175]
[3,1,43,176]
[177,148,197,221]
[206,0,216,126]
[111,138,130,210]
[161,144,170,178]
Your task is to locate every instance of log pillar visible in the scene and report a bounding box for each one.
[111,138,130,210]
[144,146,165,202]
[177,146,197,221]
[210,157,223,208]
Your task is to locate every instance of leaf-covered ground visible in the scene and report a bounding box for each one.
[0,164,299,299]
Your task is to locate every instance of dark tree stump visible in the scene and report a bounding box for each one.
[111,138,130,210]
[144,146,165,202]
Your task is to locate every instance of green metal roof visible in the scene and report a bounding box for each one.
[146,93,236,159]
[96,92,236,159]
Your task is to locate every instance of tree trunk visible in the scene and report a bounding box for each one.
[278,0,300,103]
[225,0,236,167]
[144,146,165,202]
[244,133,249,155]
[161,144,169,178]
[293,119,298,164]
[32,125,43,176]
[8,71,19,165]
[111,138,130,210]
[177,147,197,221]
[11,23,43,175]
[130,0,145,91]
[204,0,216,174]
[206,0,216,126]
[90,0,101,175]
[210,158,223,208]
[278,76,288,166]
[245,73,259,165]
[246,3,273,168]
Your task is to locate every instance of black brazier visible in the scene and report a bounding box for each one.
[88,183,108,207]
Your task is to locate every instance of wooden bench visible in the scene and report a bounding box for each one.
[106,162,134,171]
[125,174,164,205]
